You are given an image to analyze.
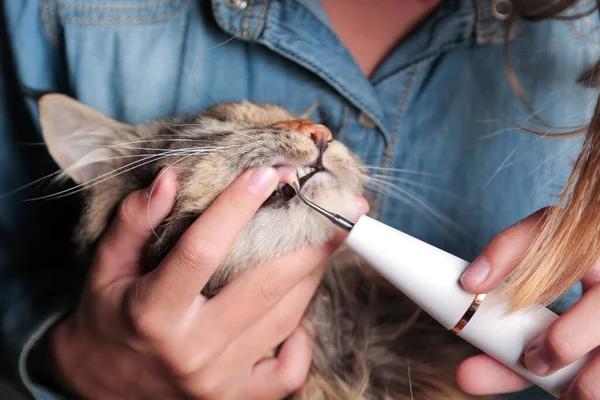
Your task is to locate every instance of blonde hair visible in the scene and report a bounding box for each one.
[497,0,600,310]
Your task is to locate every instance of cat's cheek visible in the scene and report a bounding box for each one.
[315,188,358,222]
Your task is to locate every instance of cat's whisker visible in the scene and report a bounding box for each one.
[364,180,446,232]
[73,142,241,156]
[0,151,173,200]
[98,144,232,152]
[66,147,196,172]
[106,138,214,146]
[26,153,170,201]
[0,169,64,200]
[29,149,196,200]
[27,144,239,201]
[361,165,443,177]
[367,173,445,190]
[366,173,487,211]
[366,173,464,200]
[2,151,179,200]
[365,178,466,238]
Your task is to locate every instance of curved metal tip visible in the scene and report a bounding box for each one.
[291,180,354,232]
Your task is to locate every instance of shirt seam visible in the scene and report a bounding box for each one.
[374,65,420,214]
[241,0,255,38]
[44,0,178,10]
[59,0,190,25]
[211,0,233,31]
[42,0,190,27]
[372,39,471,87]
[334,105,352,143]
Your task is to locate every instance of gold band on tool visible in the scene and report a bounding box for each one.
[450,293,487,334]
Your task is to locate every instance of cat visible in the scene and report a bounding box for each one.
[38,94,489,400]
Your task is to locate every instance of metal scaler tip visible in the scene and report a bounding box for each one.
[290,177,354,232]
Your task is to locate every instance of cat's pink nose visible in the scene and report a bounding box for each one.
[275,120,333,144]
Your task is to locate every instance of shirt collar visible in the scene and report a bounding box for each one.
[210,0,521,46]
[210,0,521,139]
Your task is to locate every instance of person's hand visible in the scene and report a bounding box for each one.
[39,167,368,400]
[456,207,600,399]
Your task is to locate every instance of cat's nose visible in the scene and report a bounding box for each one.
[275,120,333,144]
[296,121,333,144]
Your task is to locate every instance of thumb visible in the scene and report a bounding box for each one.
[459,208,547,294]
[91,168,178,287]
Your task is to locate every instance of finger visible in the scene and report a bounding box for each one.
[319,195,369,246]
[194,241,334,351]
[460,207,549,294]
[234,325,314,400]
[522,284,600,376]
[351,196,370,222]
[92,168,178,287]
[197,262,324,383]
[141,168,279,312]
[456,354,532,395]
[562,355,600,400]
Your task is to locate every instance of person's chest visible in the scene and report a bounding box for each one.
[45,0,599,261]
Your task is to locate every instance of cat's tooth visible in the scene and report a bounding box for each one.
[297,167,307,178]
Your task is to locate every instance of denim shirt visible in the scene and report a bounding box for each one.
[1,1,598,399]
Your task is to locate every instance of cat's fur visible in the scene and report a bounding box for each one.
[39,94,488,399]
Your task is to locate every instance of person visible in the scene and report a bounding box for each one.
[0,0,598,399]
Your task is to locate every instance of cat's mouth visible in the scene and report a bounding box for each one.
[264,164,326,206]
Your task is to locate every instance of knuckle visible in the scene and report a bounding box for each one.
[570,374,600,400]
[129,308,159,340]
[127,300,164,342]
[176,242,217,276]
[169,353,203,378]
[545,325,575,366]
[256,275,284,305]
[187,369,221,396]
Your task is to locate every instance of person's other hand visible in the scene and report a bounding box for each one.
[43,167,368,400]
[456,207,600,399]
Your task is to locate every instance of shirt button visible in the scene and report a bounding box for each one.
[492,0,513,20]
[358,111,377,129]
[225,0,248,11]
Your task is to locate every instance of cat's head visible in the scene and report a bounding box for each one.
[39,94,365,293]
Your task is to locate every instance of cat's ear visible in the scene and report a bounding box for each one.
[39,94,129,184]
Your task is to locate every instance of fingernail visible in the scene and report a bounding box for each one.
[522,346,550,376]
[248,168,278,196]
[460,257,490,288]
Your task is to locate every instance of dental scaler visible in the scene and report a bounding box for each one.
[289,178,590,398]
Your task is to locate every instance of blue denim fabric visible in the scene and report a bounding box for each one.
[1,0,599,398]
